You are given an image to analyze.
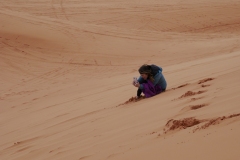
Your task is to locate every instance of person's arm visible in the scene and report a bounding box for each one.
[137,76,145,89]
[139,84,144,90]
[153,71,163,86]
[137,76,145,84]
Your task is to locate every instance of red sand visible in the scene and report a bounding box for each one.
[1,0,240,160]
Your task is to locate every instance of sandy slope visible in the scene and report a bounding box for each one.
[1,0,240,159]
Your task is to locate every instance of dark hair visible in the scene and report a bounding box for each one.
[138,64,154,82]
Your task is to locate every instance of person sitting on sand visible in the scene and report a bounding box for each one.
[133,64,167,98]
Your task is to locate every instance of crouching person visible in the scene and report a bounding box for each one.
[133,64,167,98]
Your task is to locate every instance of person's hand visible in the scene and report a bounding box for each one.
[134,82,140,88]
[132,80,136,86]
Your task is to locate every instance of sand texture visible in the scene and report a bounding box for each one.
[1,0,240,159]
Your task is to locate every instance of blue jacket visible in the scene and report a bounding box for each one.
[138,65,167,91]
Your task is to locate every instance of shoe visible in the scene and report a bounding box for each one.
[135,96,141,100]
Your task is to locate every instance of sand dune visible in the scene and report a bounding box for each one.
[1,0,240,159]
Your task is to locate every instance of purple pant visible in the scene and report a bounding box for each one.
[142,80,162,98]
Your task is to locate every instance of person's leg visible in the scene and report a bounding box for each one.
[137,76,146,84]
[137,88,142,97]
[136,76,146,98]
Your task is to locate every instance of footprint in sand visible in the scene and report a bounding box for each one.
[163,113,240,134]
[201,84,210,87]
[198,78,214,84]
[179,90,206,99]
[190,97,204,101]
[117,95,145,107]
[177,104,209,116]
[193,113,240,132]
[199,78,215,87]
[173,78,214,100]
[175,78,215,104]
[190,104,208,110]
[171,83,189,90]
[14,142,21,145]
[163,117,203,134]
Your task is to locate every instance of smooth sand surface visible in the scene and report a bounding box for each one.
[1,0,240,159]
